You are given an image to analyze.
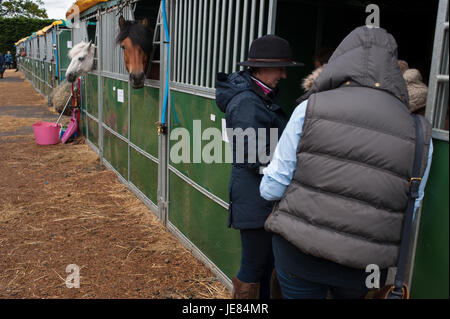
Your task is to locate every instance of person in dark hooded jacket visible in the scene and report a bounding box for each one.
[215,35,303,299]
[260,26,433,299]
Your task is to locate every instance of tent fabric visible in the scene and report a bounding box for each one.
[66,0,110,18]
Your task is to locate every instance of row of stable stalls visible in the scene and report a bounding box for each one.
[15,20,72,103]
[18,0,448,297]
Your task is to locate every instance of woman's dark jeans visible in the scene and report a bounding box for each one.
[237,228,274,299]
[276,266,369,299]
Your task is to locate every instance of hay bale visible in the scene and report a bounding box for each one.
[51,80,73,115]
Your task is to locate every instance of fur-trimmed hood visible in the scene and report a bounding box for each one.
[297,26,409,108]
[300,50,428,114]
[301,65,325,91]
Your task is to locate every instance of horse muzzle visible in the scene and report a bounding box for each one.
[130,72,145,89]
[66,72,77,83]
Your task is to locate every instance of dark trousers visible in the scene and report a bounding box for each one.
[237,228,274,299]
[276,266,369,299]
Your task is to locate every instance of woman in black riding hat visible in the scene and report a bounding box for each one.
[215,35,303,299]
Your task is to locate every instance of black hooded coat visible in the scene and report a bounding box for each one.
[215,71,287,229]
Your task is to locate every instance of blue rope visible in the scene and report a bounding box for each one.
[161,0,170,125]
[52,29,59,81]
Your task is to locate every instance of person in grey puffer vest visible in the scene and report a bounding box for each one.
[260,26,433,299]
[216,35,303,299]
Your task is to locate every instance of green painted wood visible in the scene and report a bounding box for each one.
[58,29,72,80]
[130,148,158,205]
[35,60,39,89]
[130,86,159,157]
[44,62,50,96]
[87,117,99,148]
[85,74,98,118]
[103,128,128,179]
[168,171,241,280]
[170,91,231,202]
[37,60,40,91]
[102,77,128,138]
[40,62,47,96]
[82,108,87,137]
[411,139,449,299]
[33,60,37,88]
[51,63,56,90]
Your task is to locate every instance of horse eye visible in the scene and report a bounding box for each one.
[121,45,125,50]
[79,56,85,61]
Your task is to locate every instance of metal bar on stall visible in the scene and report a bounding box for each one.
[436,74,449,82]
[98,10,104,163]
[206,0,214,87]
[212,0,220,87]
[218,0,227,73]
[267,0,277,34]
[195,0,203,85]
[191,0,198,85]
[186,0,192,84]
[232,0,241,73]
[258,0,265,37]
[200,0,208,87]
[249,0,257,47]
[224,0,233,74]
[173,0,179,82]
[425,0,448,126]
[240,0,249,71]
[182,0,187,83]
[177,0,183,83]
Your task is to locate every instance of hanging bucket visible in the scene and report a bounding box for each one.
[32,121,61,145]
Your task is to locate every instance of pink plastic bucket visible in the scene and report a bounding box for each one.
[32,121,61,145]
[61,109,78,144]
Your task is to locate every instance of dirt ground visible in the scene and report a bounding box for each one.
[0,69,231,299]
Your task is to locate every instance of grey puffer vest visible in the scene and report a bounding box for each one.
[265,26,432,269]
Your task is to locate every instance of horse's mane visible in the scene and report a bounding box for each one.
[116,19,153,54]
[68,41,91,59]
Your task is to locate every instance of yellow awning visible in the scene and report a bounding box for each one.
[66,0,110,18]
[14,19,63,45]
[41,24,53,34]
[51,20,64,26]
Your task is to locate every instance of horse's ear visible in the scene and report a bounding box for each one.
[119,15,126,29]
[141,18,149,28]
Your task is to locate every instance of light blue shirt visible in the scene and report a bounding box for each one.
[260,100,434,221]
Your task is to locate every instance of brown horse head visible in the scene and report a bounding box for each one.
[117,16,153,89]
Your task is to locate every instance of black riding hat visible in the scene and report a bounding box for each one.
[238,35,304,68]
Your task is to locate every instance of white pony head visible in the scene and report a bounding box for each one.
[65,41,95,82]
